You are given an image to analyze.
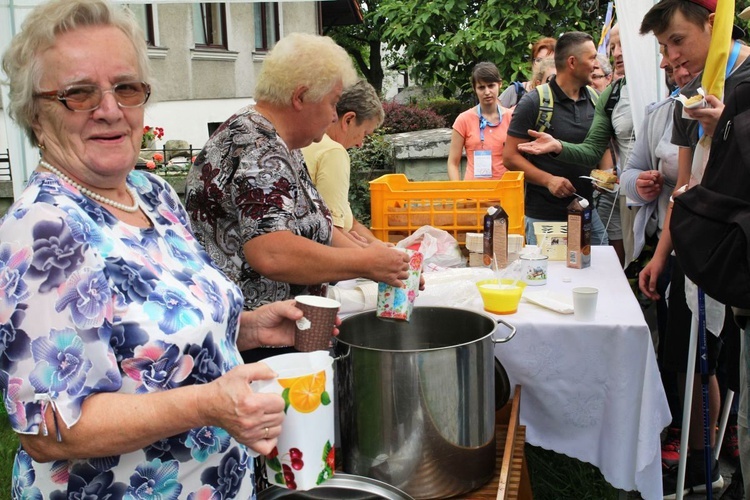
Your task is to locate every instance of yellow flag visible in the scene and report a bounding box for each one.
[702,0,735,99]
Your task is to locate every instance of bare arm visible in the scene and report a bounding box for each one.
[350,218,387,245]
[447,129,465,181]
[503,135,576,198]
[515,130,563,156]
[243,231,409,287]
[639,146,692,300]
[20,363,284,463]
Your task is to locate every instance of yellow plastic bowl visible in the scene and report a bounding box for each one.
[476,279,527,315]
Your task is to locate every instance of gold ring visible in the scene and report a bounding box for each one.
[264,427,269,439]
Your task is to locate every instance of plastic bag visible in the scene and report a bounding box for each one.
[396,226,465,270]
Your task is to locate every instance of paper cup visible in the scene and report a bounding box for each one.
[294,295,340,352]
[376,249,423,321]
[572,286,598,322]
[251,351,335,491]
[520,254,548,286]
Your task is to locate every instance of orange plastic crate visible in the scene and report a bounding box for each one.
[369,172,525,246]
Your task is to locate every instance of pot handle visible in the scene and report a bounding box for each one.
[491,319,517,344]
[331,339,351,361]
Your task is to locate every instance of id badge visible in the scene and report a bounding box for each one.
[474,150,492,178]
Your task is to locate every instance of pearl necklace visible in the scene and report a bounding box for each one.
[39,160,139,213]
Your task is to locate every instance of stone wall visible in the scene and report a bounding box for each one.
[388,128,466,181]
[0,181,12,215]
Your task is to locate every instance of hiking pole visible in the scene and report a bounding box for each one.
[698,288,713,500]
[676,316,698,500]
[715,389,735,460]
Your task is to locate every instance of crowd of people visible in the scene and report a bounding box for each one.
[0,0,749,498]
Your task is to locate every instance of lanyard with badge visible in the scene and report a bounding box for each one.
[474,105,502,179]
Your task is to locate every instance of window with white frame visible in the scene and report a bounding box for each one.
[126,3,155,46]
[254,2,279,52]
[193,3,228,49]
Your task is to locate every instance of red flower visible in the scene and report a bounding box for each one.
[146,160,156,170]
[153,153,164,162]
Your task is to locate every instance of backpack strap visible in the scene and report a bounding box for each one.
[535,83,554,133]
[534,84,599,134]
[604,77,624,117]
[586,85,600,106]
[513,81,527,101]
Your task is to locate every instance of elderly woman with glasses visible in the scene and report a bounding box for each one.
[0,0,308,496]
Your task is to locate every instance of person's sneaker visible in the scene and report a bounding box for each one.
[662,454,724,500]
[661,427,681,468]
[720,464,745,500]
[722,424,740,463]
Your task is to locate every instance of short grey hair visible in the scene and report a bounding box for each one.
[255,33,358,107]
[336,80,384,126]
[2,0,150,144]
[595,54,612,76]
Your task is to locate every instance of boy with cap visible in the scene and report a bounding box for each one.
[640,0,749,497]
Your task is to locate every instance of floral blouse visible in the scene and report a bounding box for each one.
[0,170,256,499]
[184,106,333,311]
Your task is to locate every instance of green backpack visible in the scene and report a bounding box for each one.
[534,77,625,133]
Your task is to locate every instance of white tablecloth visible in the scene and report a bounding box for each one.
[415,246,671,500]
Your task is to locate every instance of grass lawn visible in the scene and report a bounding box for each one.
[526,444,620,499]
[0,405,17,500]
[0,406,619,499]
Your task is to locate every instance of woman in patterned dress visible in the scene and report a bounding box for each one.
[0,0,311,497]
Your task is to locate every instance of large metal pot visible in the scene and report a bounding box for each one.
[334,306,515,499]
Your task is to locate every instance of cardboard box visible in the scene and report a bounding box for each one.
[566,201,591,269]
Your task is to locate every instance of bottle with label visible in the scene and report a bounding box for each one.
[566,198,592,269]
[483,205,509,268]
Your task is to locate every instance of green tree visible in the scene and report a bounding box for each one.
[378,0,608,97]
[327,0,387,94]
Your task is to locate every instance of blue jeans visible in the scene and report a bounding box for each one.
[524,211,609,246]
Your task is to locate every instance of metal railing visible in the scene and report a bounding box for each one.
[0,149,12,182]
[137,145,202,175]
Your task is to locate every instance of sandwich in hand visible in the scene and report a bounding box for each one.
[589,169,618,191]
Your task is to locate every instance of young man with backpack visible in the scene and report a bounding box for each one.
[503,31,608,245]
[639,0,750,496]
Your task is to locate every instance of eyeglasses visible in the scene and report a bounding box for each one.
[591,74,610,80]
[533,57,545,64]
[34,81,151,112]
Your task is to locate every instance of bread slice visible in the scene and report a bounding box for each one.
[590,169,617,190]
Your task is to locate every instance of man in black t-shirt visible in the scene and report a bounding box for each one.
[503,31,608,245]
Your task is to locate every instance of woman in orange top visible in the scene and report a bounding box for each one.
[447,62,513,180]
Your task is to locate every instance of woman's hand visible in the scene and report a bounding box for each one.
[361,244,410,287]
[238,300,301,350]
[238,300,341,351]
[516,130,562,156]
[638,255,666,301]
[635,170,664,202]
[203,363,286,456]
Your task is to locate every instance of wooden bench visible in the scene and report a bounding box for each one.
[468,385,532,499]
